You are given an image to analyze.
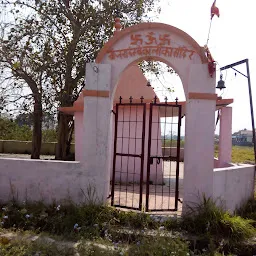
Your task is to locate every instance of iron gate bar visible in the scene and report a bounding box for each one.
[155,103,161,209]
[175,104,182,210]
[111,102,146,210]
[162,101,168,209]
[168,106,174,210]
[146,102,182,212]
[145,102,153,212]
[140,104,146,210]
[131,104,138,209]
[111,102,119,206]
[150,156,178,161]
[124,103,132,208]
[118,103,125,207]
[116,153,142,157]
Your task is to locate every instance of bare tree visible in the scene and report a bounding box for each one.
[0,0,160,159]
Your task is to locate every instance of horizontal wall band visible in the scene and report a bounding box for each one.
[188,92,217,100]
[59,105,83,114]
[83,89,109,98]
[59,97,233,115]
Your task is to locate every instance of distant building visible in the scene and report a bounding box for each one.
[232,129,254,146]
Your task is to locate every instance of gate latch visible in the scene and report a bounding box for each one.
[149,157,161,165]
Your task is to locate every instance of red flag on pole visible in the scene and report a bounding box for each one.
[211,0,220,19]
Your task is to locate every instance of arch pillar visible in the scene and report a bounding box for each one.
[82,63,112,201]
[183,64,216,211]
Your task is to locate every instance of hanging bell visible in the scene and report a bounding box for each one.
[216,74,226,90]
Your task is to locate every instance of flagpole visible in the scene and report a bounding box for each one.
[206,18,213,46]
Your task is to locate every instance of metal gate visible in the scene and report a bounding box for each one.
[111,97,146,210]
[146,99,182,212]
[111,97,182,212]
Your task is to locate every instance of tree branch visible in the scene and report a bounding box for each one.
[0,1,68,45]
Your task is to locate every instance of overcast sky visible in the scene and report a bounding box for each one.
[151,0,256,134]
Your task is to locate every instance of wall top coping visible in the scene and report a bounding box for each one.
[214,165,255,172]
[0,157,80,165]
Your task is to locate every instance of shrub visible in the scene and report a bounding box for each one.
[0,117,57,143]
[162,217,180,231]
[181,196,224,235]
[42,129,57,142]
[220,213,255,242]
[181,195,256,243]
[0,117,32,141]
[236,197,256,222]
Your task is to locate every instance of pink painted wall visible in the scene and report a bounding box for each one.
[214,158,234,168]
[113,105,163,184]
[74,112,83,161]
[146,106,164,184]
[113,65,156,103]
[218,107,232,167]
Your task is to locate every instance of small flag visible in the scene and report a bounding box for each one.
[211,0,220,19]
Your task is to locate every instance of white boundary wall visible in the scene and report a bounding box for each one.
[0,157,254,211]
[213,165,255,212]
[0,158,104,204]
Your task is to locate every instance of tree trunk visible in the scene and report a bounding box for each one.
[55,113,73,160]
[31,96,42,159]
[66,120,74,156]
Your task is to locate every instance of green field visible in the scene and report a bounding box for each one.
[165,140,255,164]
[215,145,255,164]
[162,139,185,148]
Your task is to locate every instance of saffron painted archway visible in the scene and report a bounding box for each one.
[82,22,217,212]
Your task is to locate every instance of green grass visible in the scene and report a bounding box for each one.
[215,145,255,163]
[162,139,185,148]
[181,195,256,243]
[236,196,256,222]
[231,145,255,163]
[0,239,75,256]
[165,143,254,164]
[0,201,162,240]
[127,237,190,256]
[0,197,256,255]
[77,241,123,256]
